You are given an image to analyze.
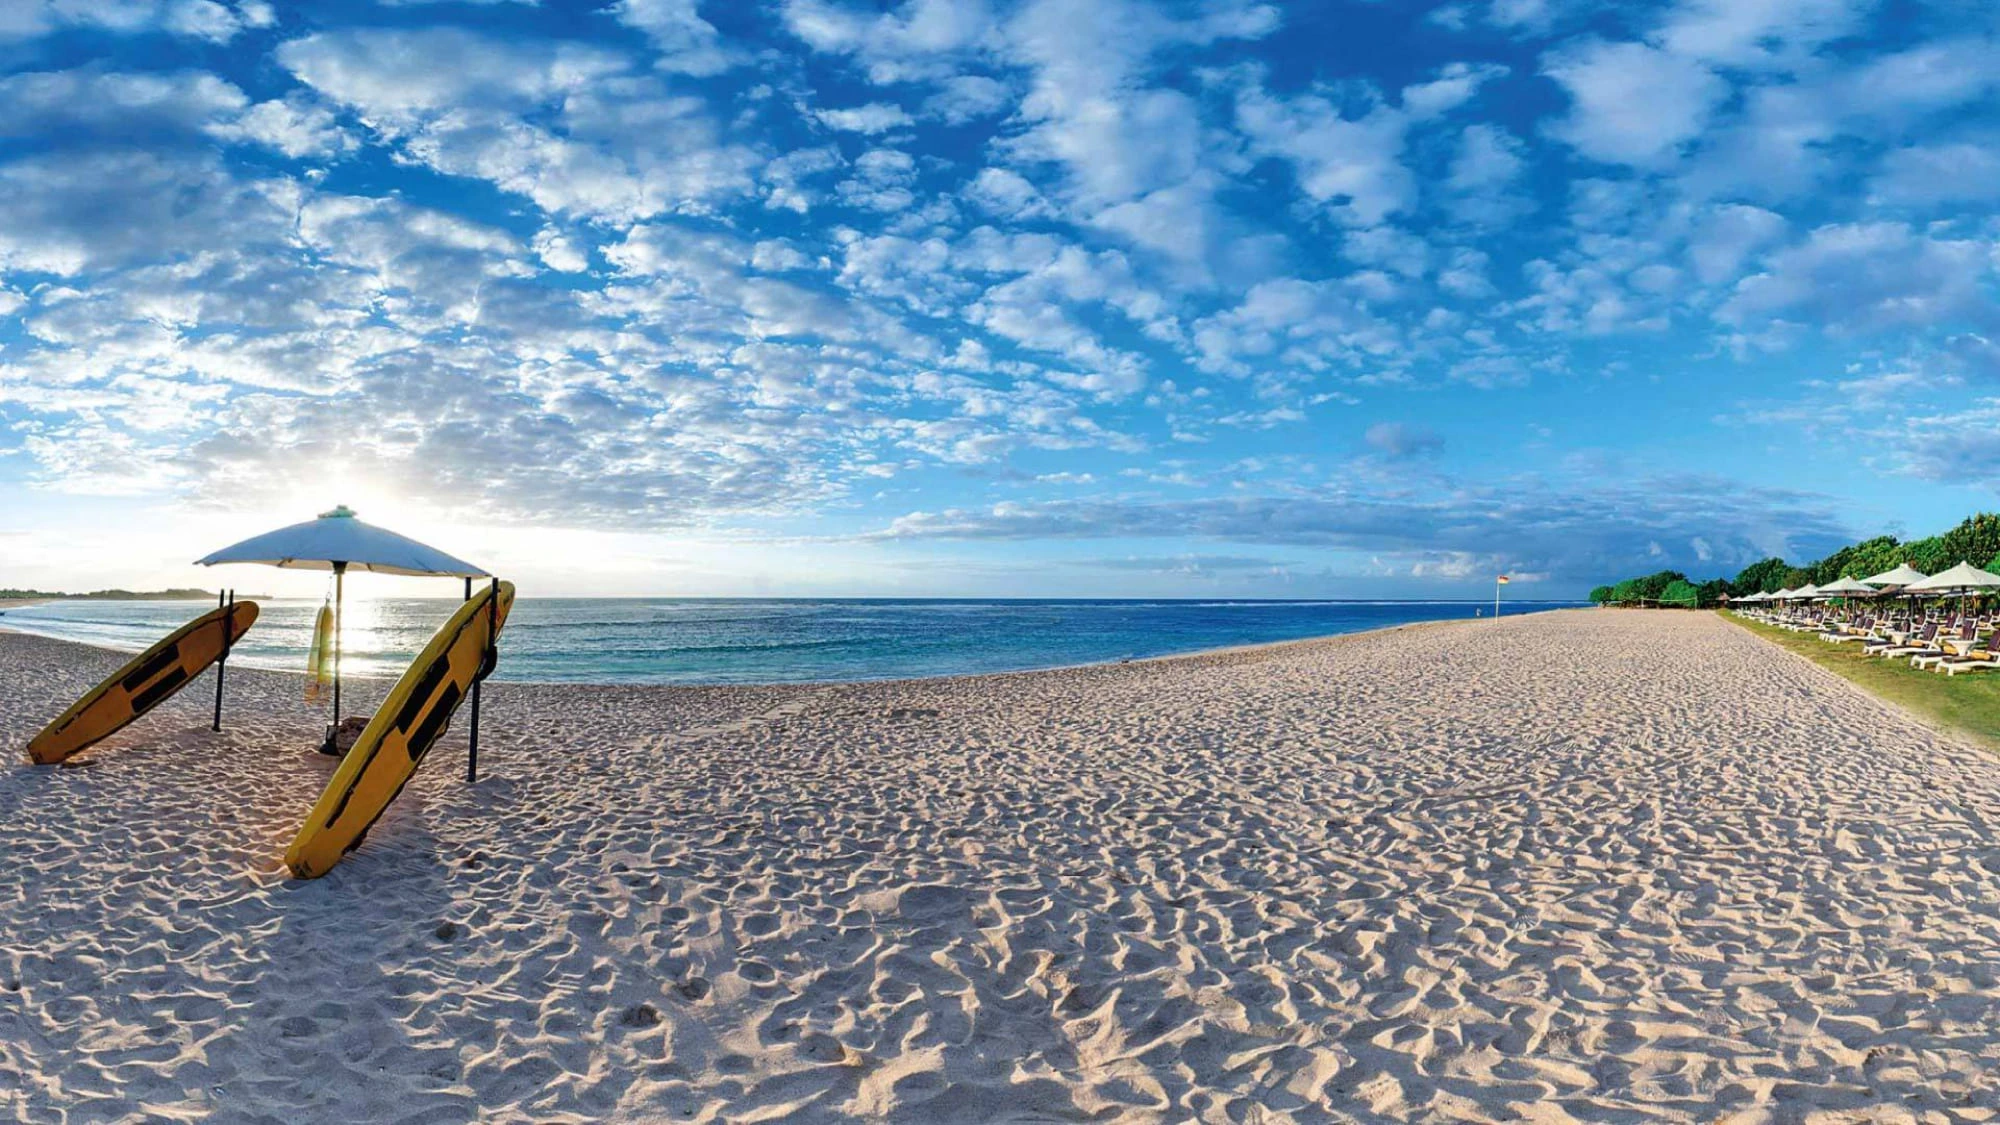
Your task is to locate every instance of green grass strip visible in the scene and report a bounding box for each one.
[1723,611,2000,749]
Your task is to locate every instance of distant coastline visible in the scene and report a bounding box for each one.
[0,588,260,605]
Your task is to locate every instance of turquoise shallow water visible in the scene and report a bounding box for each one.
[0,597,1583,685]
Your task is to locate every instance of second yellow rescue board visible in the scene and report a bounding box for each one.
[285,581,514,879]
[26,601,260,765]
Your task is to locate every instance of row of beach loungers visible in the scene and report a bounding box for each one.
[1738,607,2000,676]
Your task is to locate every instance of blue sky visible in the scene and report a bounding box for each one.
[1,0,1998,598]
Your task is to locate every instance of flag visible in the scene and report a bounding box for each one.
[1496,575,1511,584]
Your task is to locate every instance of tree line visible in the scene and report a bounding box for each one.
[0,588,222,601]
[1589,513,2000,609]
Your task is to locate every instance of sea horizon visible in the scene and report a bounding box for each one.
[0,595,1586,686]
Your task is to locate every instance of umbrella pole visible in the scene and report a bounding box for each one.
[466,576,479,784]
[212,589,232,732]
[325,562,346,755]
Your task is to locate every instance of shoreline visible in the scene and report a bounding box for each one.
[0,609,1504,691]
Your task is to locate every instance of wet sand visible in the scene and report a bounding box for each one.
[4,609,1999,1121]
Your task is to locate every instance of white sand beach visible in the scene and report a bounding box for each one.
[5,609,2000,1122]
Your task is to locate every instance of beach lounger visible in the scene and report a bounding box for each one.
[1873,622,1938,658]
[1861,621,1912,654]
[1856,612,1904,648]
[1938,634,2000,676]
[1910,623,1976,669]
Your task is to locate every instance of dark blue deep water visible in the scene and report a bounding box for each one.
[1,598,1582,685]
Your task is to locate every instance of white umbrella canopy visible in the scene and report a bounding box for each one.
[1903,560,2000,595]
[195,505,488,577]
[1791,583,1822,600]
[195,505,492,754]
[1817,576,1877,596]
[1863,563,1929,589]
[1771,587,1796,601]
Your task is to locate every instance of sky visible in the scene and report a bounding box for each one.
[1,0,1998,599]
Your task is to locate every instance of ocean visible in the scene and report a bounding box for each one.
[0,597,1583,685]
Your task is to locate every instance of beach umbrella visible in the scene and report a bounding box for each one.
[1817,576,1875,604]
[1816,576,1875,618]
[196,505,490,755]
[1792,584,1822,601]
[1903,561,2000,595]
[1902,560,2000,625]
[1863,563,1928,590]
[1771,587,1796,600]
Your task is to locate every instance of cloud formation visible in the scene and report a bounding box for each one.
[2,0,1996,594]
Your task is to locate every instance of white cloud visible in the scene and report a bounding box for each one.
[1234,86,1414,228]
[814,103,916,134]
[280,28,629,116]
[0,0,255,43]
[1438,248,1496,299]
[1445,123,1530,225]
[963,167,1053,219]
[1236,63,1501,229]
[835,148,918,212]
[1364,421,1445,458]
[1871,141,2000,207]
[0,68,350,160]
[1190,277,1402,379]
[1543,40,1726,168]
[859,475,1855,584]
[1653,0,1869,69]
[210,95,353,159]
[1720,222,1995,334]
[1686,204,1787,286]
[0,149,293,276]
[923,75,1012,123]
[533,228,591,273]
[782,0,1000,83]
[612,0,742,75]
[280,28,761,223]
[0,68,247,136]
[1401,62,1509,119]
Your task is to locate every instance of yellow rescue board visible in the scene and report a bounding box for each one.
[26,601,260,765]
[286,581,514,879]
